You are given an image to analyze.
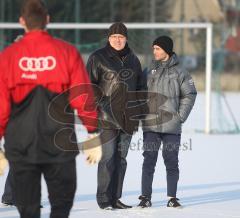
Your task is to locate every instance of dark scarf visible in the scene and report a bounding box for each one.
[107,42,130,59]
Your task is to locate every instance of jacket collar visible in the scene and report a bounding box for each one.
[152,53,179,69]
[105,42,131,58]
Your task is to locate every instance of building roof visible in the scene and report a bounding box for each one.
[170,0,224,23]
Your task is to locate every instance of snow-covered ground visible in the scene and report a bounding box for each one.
[1,92,240,218]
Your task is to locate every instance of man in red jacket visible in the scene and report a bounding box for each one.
[0,0,101,217]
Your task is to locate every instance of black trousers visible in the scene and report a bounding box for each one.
[1,169,15,204]
[96,129,132,206]
[9,159,76,218]
[141,132,181,199]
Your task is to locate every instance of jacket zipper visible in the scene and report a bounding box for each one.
[156,68,165,131]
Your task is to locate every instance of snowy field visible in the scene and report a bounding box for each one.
[1,92,240,218]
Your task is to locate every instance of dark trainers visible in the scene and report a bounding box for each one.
[167,198,182,208]
[137,195,152,208]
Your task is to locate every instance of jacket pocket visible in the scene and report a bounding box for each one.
[176,112,184,123]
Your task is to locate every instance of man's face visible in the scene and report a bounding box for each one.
[153,45,169,61]
[108,34,127,51]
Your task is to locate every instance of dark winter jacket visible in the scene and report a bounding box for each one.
[142,53,197,134]
[87,44,145,134]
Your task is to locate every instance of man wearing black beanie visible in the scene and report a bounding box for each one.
[152,35,174,57]
[108,22,128,38]
[87,22,145,210]
[138,35,197,208]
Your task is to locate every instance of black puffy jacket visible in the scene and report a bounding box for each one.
[87,44,146,134]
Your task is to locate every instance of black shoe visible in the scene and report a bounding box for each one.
[99,202,113,210]
[112,200,132,209]
[2,202,43,208]
[2,202,14,207]
[137,195,152,208]
[167,198,182,208]
[102,205,113,210]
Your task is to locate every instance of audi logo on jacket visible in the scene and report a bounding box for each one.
[0,30,98,163]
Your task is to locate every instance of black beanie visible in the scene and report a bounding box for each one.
[108,22,128,38]
[152,35,173,56]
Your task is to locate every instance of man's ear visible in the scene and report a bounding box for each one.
[19,16,26,27]
[46,15,50,25]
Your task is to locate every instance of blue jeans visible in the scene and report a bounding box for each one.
[96,129,132,206]
[141,132,181,198]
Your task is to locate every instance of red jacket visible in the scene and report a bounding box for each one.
[0,30,98,140]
